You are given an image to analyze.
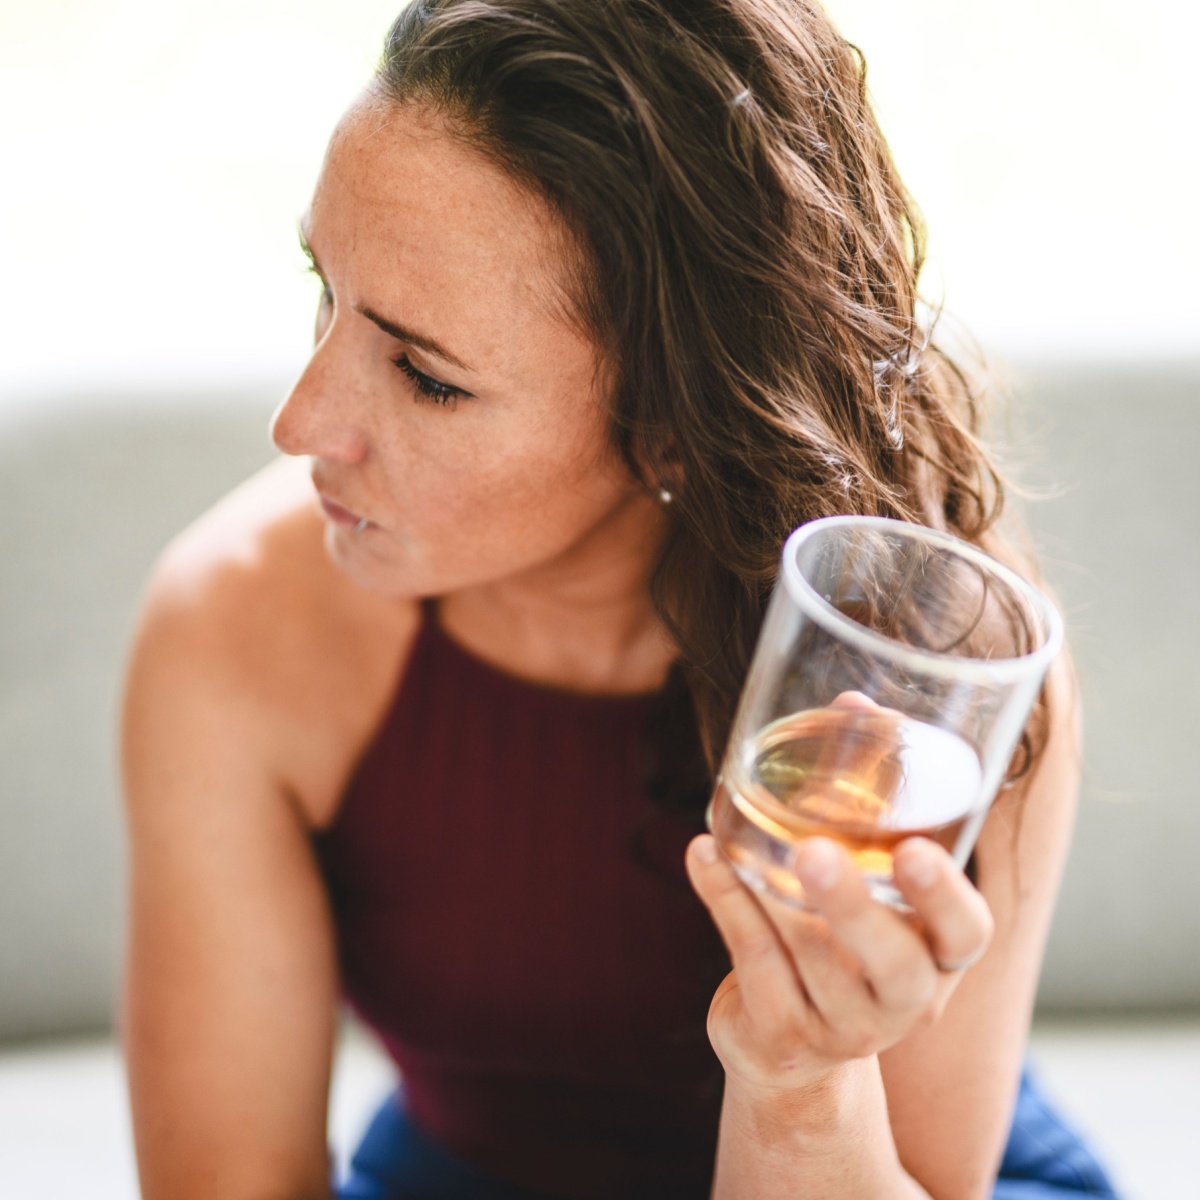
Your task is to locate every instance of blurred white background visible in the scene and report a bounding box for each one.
[1,0,1197,404]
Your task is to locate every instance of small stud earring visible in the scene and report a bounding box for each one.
[657,487,673,505]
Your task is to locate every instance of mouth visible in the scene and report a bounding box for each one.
[317,492,372,532]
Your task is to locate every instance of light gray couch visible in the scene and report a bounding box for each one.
[2,363,1198,1042]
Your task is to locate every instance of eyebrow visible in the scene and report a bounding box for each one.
[297,223,475,374]
[355,305,474,374]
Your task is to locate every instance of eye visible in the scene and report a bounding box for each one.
[393,354,466,408]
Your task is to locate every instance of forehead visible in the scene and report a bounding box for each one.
[310,97,583,358]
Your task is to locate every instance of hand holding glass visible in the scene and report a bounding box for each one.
[708,516,1063,910]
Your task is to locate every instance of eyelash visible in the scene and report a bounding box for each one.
[393,354,465,407]
[307,265,332,304]
[305,264,464,409]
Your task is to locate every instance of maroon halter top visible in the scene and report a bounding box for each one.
[314,602,728,1199]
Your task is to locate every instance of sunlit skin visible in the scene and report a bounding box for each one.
[272,94,673,691]
[121,85,1079,1200]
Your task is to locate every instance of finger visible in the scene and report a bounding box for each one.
[892,838,994,973]
[753,882,879,1040]
[685,836,810,1030]
[792,837,937,1012]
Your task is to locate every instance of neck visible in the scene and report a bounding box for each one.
[439,492,675,695]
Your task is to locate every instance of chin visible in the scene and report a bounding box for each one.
[324,520,453,602]
[323,523,398,593]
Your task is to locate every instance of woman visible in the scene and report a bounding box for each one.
[121,1,1118,1197]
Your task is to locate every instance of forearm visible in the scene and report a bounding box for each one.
[711,1057,930,1200]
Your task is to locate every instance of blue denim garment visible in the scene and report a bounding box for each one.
[337,1064,1120,1200]
[991,1064,1121,1199]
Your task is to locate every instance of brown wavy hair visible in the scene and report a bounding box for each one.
[376,0,1035,785]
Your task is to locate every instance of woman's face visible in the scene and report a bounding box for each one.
[272,95,658,599]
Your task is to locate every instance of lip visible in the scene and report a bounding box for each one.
[318,493,370,531]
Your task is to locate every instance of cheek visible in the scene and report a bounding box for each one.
[444,424,622,535]
[381,405,630,566]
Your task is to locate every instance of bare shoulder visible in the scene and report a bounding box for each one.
[124,455,419,827]
[121,457,412,1195]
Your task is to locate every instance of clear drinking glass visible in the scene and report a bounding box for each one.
[707,515,1063,910]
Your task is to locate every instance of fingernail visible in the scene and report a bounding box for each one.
[904,842,939,889]
[796,840,841,891]
[692,837,719,865]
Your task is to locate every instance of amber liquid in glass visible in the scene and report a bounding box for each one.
[721,706,983,904]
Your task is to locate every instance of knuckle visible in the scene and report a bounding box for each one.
[837,1025,879,1060]
[705,863,742,898]
[868,936,923,990]
[836,911,880,953]
[912,970,939,1010]
[888,967,937,1014]
[699,870,747,915]
[784,1008,812,1045]
[736,930,779,965]
[908,999,944,1034]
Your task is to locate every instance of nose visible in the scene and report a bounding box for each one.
[271,340,369,464]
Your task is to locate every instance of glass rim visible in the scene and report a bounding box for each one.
[780,515,1064,683]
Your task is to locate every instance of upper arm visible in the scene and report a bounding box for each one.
[879,655,1081,1199]
[121,555,339,1200]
